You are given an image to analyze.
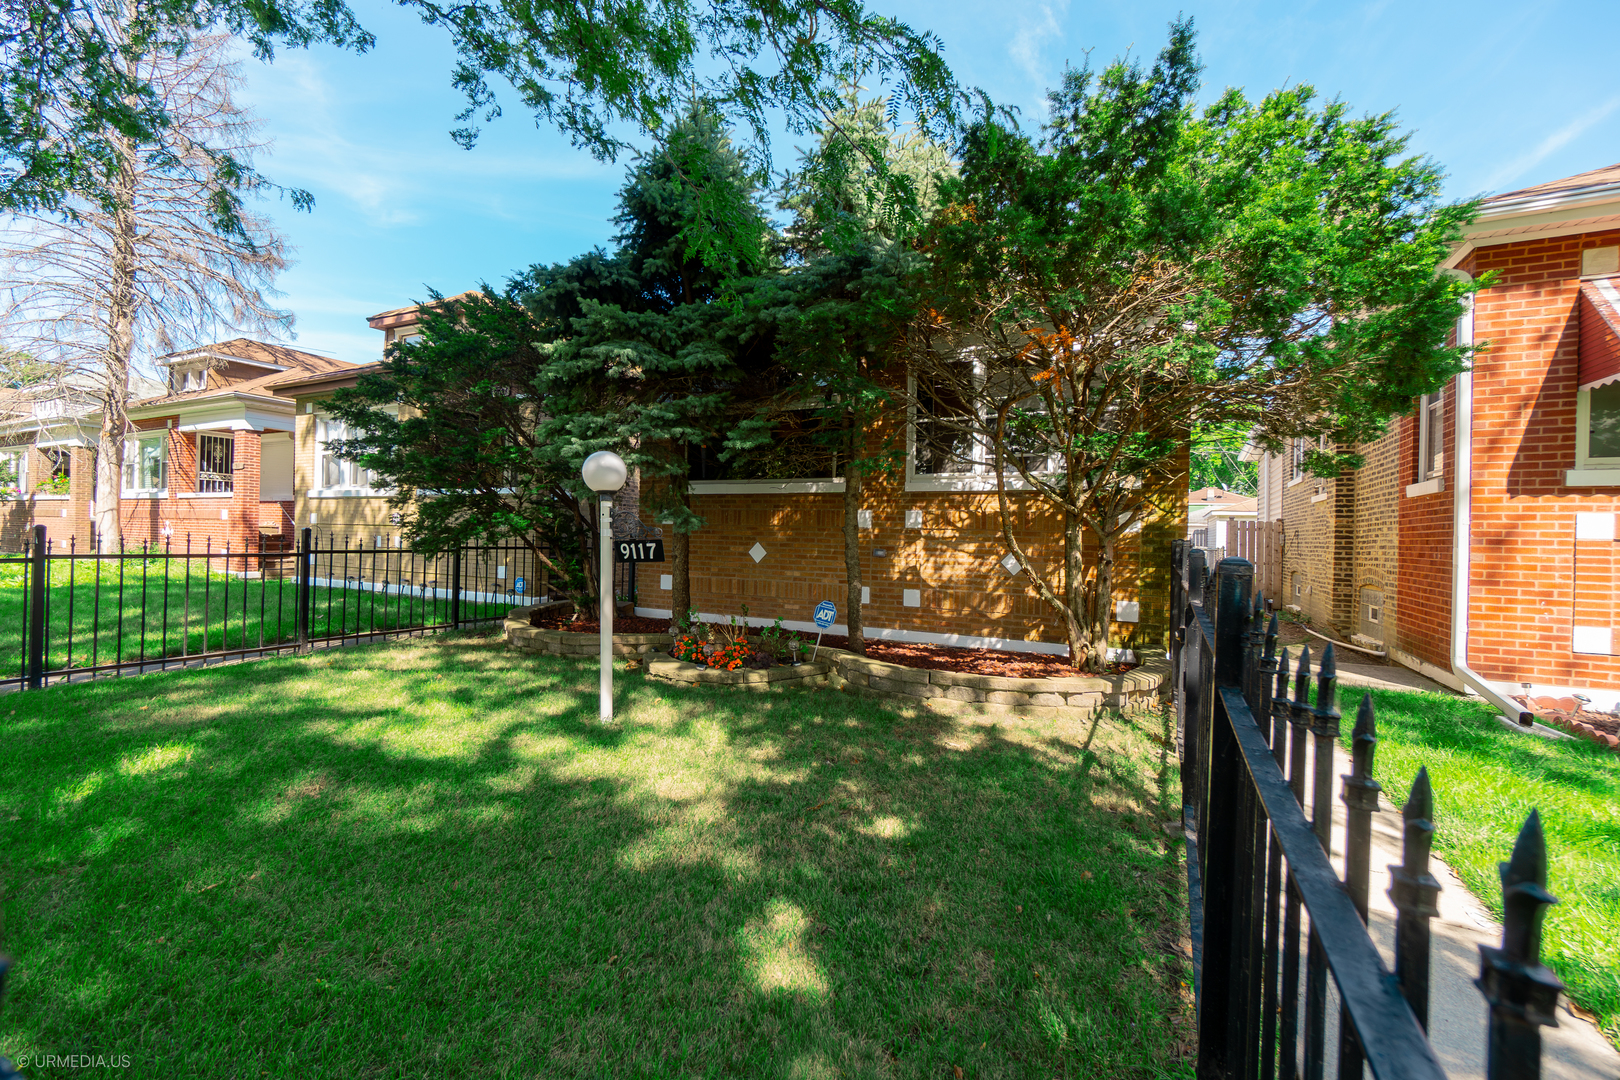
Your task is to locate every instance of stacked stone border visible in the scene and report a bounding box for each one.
[504,604,672,658]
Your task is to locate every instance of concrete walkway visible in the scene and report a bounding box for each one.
[1307,744,1620,1080]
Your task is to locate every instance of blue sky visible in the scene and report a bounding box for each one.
[235,0,1620,364]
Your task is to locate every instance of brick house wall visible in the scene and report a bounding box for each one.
[1350,428,1399,648]
[118,419,272,558]
[1393,383,1454,673]
[1280,465,1342,628]
[1454,227,1620,687]
[0,445,96,551]
[636,446,1186,655]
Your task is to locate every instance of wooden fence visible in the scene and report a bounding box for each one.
[1230,520,1284,601]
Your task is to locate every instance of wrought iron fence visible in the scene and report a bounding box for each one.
[1171,541,1563,1080]
[1,525,559,690]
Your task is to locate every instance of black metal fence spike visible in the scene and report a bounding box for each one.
[1389,767,1442,1031]
[1276,645,1292,699]
[1500,809,1557,964]
[1265,612,1278,655]
[1479,809,1564,1078]
[1352,692,1377,770]
[1314,644,1339,723]
[1293,645,1312,708]
[1405,768,1434,833]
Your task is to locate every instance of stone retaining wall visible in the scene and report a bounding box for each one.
[820,649,1167,719]
[503,606,671,658]
[644,654,832,690]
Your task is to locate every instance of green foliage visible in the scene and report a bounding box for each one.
[910,18,1479,665]
[1190,423,1258,495]
[0,0,367,217]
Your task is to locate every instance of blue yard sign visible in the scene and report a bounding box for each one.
[811,600,836,660]
[514,577,525,595]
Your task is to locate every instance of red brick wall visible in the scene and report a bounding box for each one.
[1394,390,1454,671]
[118,421,273,556]
[0,445,97,552]
[637,451,1185,655]
[1458,228,1620,686]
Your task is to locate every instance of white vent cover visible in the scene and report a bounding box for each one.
[1115,600,1140,623]
[902,588,921,607]
[1575,511,1616,541]
[857,510,873,529]
[905,509,923,529]
[660,574,673,590]
[749,542,767,563]
[1582,246,1619,277]
[1001,553,1021,576]
[861,586,870,604]
[1573,625,1613,655]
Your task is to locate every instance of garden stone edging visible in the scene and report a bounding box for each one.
[503,605,672,658]
[817,648,1169,719]
[643,652,833,690]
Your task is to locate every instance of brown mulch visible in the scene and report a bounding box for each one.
[530,611,673,634]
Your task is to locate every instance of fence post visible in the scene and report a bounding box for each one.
[451,544,463,628]
[1196,557,1252,1079]
[296,527,311,653]
[1390,767,1441,1030]
[1337,692,1383,1080]
[26,524,46,689]
[1479,810,1562,1080]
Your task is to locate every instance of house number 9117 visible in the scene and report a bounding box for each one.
[614,539,665,563]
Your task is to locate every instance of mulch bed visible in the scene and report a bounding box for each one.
[523,609,1131,679]
[529,611,673,635]
[1516,696,1620,748]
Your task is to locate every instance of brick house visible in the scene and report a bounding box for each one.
[118,340,361,552]
[633,397,1186,659]
[0,375,164,551]
[1266,162,1620,712]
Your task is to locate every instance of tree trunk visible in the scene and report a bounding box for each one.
[1060,507,1094,671]
[670,474,691,626]
[842,441,864,655]
[1089,532,1117,669]
[94,151,138,553]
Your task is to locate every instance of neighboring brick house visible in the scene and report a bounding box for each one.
[1269,162,1620,712]
[1187,487,1257,552]
[0,375,164,551]
[118,340,360,553]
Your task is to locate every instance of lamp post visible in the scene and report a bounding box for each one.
[581,450,628,722]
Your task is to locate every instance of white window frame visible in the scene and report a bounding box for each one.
[1288,438,1307,485]
[904,366,1056,492]
[122,432,168,497]
[1417,391,1444,481]
[1566,383,1620,485]
[310,410,395,498]
[196,433,235,494]
[0,446,27,498]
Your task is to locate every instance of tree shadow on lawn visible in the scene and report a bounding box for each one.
[0,635,1193,1079]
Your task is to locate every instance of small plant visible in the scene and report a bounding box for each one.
[757,616,787,661]
[34,476,70,495]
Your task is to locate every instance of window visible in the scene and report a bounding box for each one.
[197,433,234,493]
[170,366,207,394]
[1290,438,1306,482]
[910,361,1055,481]
[1417,391,1444,480]
[122,433,167,494]
[689,409,837,482]
[1359,587,1384,642]
[315,415,379,491]
[0,447,26,497]
[1191,527,1209,547]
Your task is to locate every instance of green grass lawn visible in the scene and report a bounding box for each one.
[0,634,1192,1078]
[1361,687,1620,1048]
[0,557,507,678]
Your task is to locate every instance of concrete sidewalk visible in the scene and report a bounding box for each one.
[1310,743,1619,1080]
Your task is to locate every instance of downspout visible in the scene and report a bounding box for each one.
[1448,279,1535,724]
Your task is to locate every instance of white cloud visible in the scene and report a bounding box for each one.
[1481,94,1620,194]
[1008,0,1068,97]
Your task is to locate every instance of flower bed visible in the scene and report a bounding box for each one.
[504,604,671,658]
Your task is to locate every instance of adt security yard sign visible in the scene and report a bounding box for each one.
[811,600,836,659]
[514,577,525,595]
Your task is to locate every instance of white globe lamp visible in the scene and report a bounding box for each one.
[581,450,627,721]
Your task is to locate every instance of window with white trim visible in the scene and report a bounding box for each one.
[910,362,1055,480]
[1575,381,1620,470]
[315,414,380,491]
[122,433,167,495]
[1289,438,1306,481]
[1417,391,1444,481]
[197,433,234,493]
[0,447,26,498]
